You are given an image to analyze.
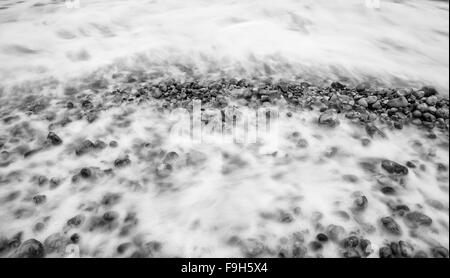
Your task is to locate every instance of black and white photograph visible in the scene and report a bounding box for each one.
[0,0,448,263]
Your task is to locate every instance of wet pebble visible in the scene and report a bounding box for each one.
[405,211,433,227]
[431,247,449,258]
[32,195,47,205]
[381,160,408,175]
[14,239,45,258]
[47,132,63,146]
[381,217,402,235]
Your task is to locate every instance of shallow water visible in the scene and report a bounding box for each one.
[0,0,449,258]
[0,0,448,93]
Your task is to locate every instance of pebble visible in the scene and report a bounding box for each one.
[354,195,368,210]
[405,211,433,227]
[114,157,131,168]
[70,233,80,244]
[309,241,323,251]
[431,247,449,258]
[342,236,359,248]
[15,239,45,258]
[381,217,402,235]
[342,248,361,258]
[316,233,328,242]
[318,110,339,127]
[47,132,63,146]
[379,246,393,258]
[381,160,409,175]
[381,186,396,195]
[32,195,47,205]
[399,240,414,258]
[327,225,346,241]
[80,168,92,178]
[44,233,67,253]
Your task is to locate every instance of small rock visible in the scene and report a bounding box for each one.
[114,157,131,168]
[343,248,361,258]
[365,124,386,138]
[431,247,449,258]
[399,241,414,258]
[109,141,118,148]
[292,242,307,258]
[426,96,438,106]
[327,225,345,241]
[163,152,179,164]
[75,140,95,156]
[357,98,368,108]
[360,239,373,256]
[342,236,359,248]
[387,97,409,108]
[379,246,393,258]
[94,140,107,149]
[101,193,122,206]
[309,241,323,251]
[414,251,428,258]
[356,82,370,92]
[241,239,265,257]
[381,186,396,195]
[15,239,45,258]
[420,86,438,97]
[44,233,67,253]
[331,82,345,90]
[103,211,119,222]
[67,215,85,227]
[47,132,62,146]
[367,96,378,105]
[381,160,408,175]
[117,242,132,254]
[70,233,80,244]
[80,168,92,178]
[381,217,402,235]
[354,196,368,211]
[32,195,46,205]
[405,211,433,227]
[316,233,328,242]
[318,110,339,127]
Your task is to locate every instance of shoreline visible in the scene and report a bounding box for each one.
[0,78,449,258]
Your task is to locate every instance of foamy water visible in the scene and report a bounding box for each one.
[0,0,449,258]
[0,0,448,92]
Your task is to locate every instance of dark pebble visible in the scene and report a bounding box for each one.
[47,132,63,146]
[381,160,409,175]
[381,186,396,195]
[381,217,402,235]
[316,233,328,242]
[405,211,433,227]
[32,195,46,205]
[15,239,45,258]
[379,246,393,258]
[309,241,323,251]
[70,233,80,244]
[109,141,118,148]
[343,248,361,258]
[342,236,359,248]
[67,215,85,227]
[80,168,92,178]
[114,157,131,168]
[431,247,449,258]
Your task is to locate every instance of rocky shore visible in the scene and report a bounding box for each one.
[0,78,449,258]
